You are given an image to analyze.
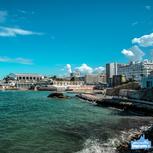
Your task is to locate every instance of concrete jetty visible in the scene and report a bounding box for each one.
[76,93,103,102]
[76,93,153,116]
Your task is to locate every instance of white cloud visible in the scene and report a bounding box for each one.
[18,10,27,14]
[121,49,135,57]
[75,64,93,74]
[0,26,43,37]
[66,64,72,74]
[94,66,105,73]
[145,5,151,10]
[121,45,145,61]
[132,33,153,47]
[0,10,8,23]
[65,64,105,75]
[0,56,33,65]
[132,21,138,26]
[130,45,145,61]
[18,9,35,15]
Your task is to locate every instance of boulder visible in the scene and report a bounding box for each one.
[48,93,68,99]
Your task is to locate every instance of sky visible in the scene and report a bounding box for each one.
[0,0,153,78]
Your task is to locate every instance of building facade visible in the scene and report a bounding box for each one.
[106,62,118,86]
[52,80,84,87]
[6,73,45,89]
[118,60,153,81]
[85,74,106,85]
[7,73,44,82]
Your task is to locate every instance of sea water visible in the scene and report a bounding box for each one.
[0,91,152,153]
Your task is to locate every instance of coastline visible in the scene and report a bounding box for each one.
[76,93,153,152]
[76,93,153,116]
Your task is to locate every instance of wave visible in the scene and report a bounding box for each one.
[75,125,151,153]
[76,138,120,153]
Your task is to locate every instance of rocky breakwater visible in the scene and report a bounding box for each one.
[77,93,153,115]
[76,93,103,102]
[97,97,153,116]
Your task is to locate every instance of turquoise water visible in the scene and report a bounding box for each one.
[0,91,151,153]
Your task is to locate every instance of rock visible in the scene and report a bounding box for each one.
[48,93,68,99]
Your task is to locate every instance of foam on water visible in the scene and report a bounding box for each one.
[76,125,152,153]
[76,138,120,153]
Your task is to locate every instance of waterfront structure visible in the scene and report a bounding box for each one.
[112,75,127,87]
[5,73,45,89]
[0,82,17,90]
[106,62,118,86]
[51,80,85,91]
[85,74,106,85]
[118,60,153,82]
[67,85,94,93]
[7,73,44,82]
[52,80,84,87]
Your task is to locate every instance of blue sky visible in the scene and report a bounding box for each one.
[0,0,153,78]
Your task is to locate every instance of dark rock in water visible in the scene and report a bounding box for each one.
[48,93,68,99]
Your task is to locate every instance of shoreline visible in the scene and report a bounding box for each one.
[76,93,153,152]
[76,93,153,116]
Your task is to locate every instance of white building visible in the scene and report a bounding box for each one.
[52,80,84,87]
[6,73,45,89]
[106,62,118,86]
[7,73,44,82]
[118,60,153,81]
[106,62,118,78]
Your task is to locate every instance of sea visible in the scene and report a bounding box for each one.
[0,90,152,153]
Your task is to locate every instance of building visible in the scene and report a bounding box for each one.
[70,71,80,78]
[52,80,84,87]
[106,62,118,86]
[51,80,85,91]
[85,74,106,85]
[0,81,17,90]
[112,75,127,87]
[7,73,44,82]
[141,71,153,89]
[118,60,153,82]
[5,73,45,89]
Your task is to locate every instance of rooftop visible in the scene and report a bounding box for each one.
[9,73,44,77]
